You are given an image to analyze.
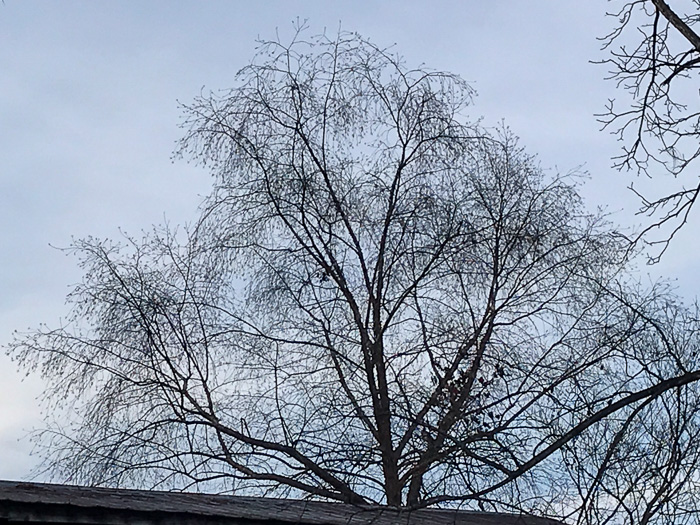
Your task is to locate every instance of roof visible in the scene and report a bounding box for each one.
[0,480,565,525]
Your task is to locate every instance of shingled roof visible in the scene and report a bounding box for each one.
[0,480,565,525]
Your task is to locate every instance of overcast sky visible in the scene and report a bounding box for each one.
[1,1,698,482]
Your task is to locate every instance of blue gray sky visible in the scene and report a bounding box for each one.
[1,1,698,481]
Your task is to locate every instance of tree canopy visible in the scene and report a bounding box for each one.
[600,0,700,259]
[11,30,700,523]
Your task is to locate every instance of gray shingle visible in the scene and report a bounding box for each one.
[0,481,565,525]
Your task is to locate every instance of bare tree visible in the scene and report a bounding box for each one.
[599,0,700,260]
[10,29,700,522]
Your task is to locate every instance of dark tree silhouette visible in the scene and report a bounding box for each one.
[599,0,700,260]
[10,30,700,523]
